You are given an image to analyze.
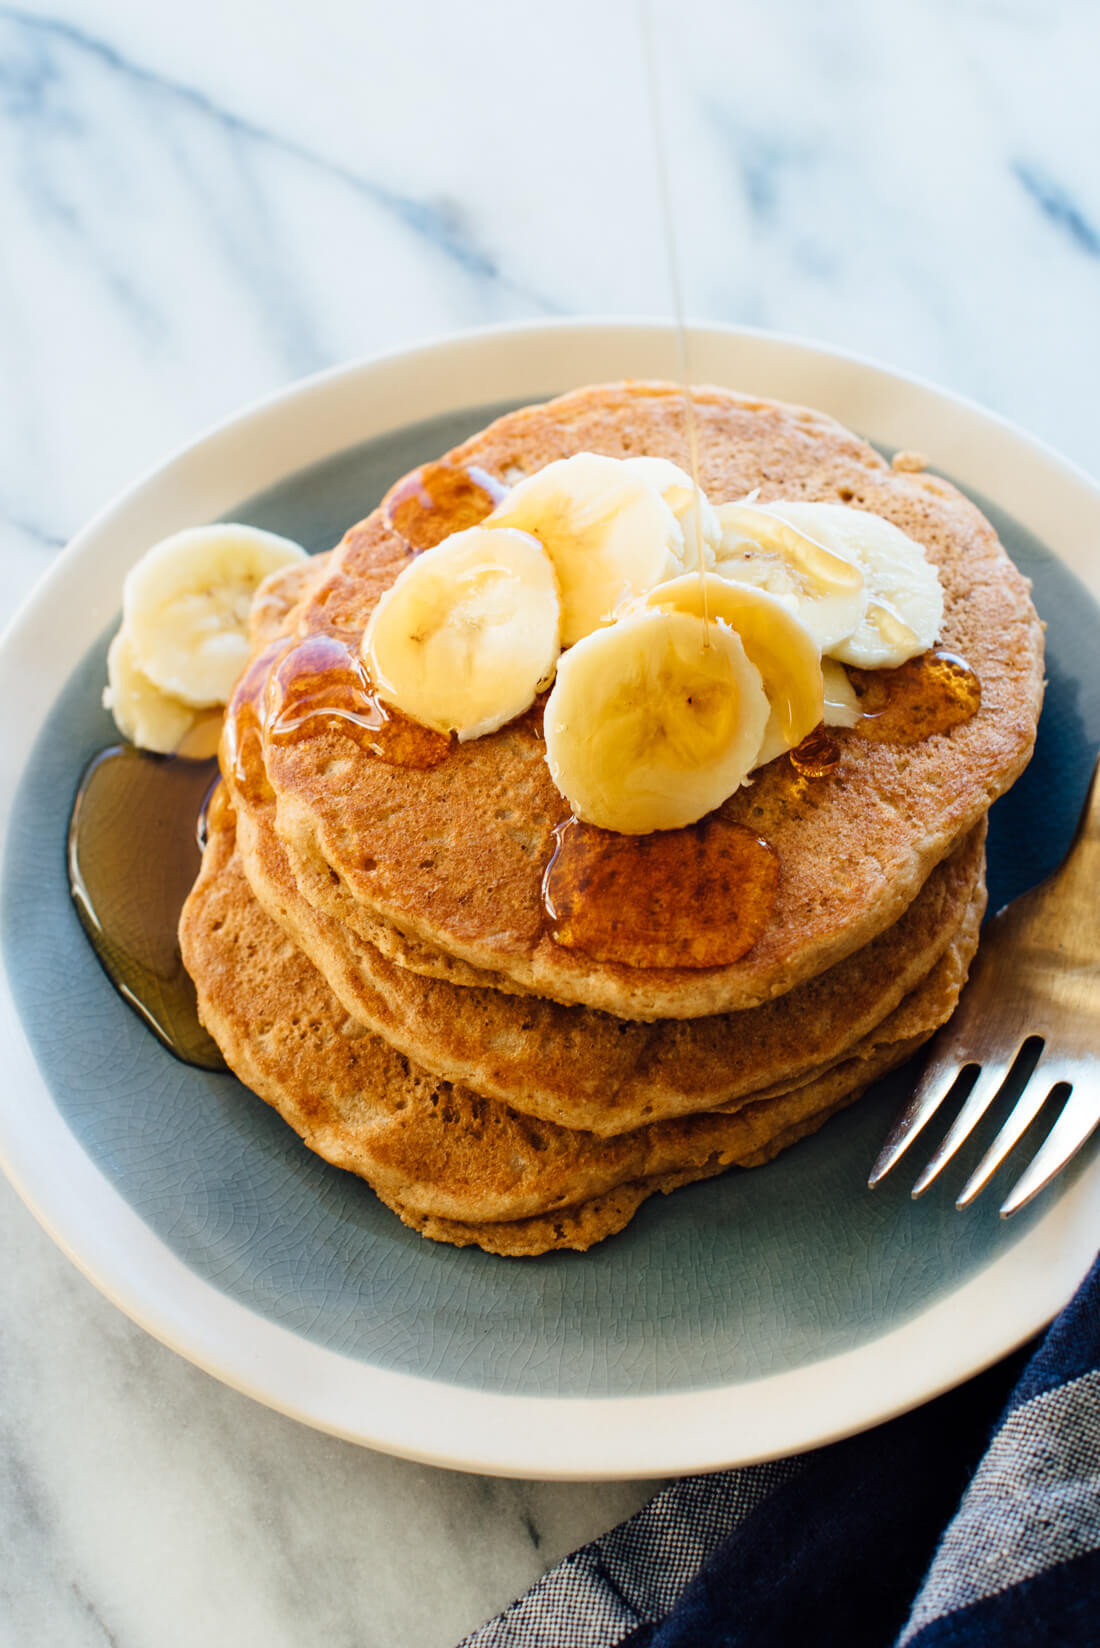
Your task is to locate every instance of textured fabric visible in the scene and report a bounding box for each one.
[457,1253,1100,1648]
[897,1371,1100,1640]
[459,1464,802,1648]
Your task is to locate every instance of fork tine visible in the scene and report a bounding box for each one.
[910,1058,1016,1198]
[867,1057,971,1188]
[1000,1080,1100,1217]
[955,1070,1053,1208]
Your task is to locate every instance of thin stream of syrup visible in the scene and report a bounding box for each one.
[639,0,711,637]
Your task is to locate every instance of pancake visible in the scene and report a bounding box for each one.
[233,770,986,1135]
[249,551,334,649]
[237,381,1042,1019]
[180,802,981,1255]
[391,1051,927,1258]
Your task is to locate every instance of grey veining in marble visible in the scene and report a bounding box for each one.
[0,1183,658,1647]
[2,1,1100,1643]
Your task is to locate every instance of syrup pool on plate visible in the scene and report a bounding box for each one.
[68,745,226,1070]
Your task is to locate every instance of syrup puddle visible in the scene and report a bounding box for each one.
[68,746,226,1070]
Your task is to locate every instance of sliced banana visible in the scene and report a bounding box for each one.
[362,525,560,741]
[822,658,861,728]
[543,609,770,834]
[758,501,943,667]
[622,456,719,569]
[103,628,202,755]
[486,452,685,645]
[714,501,868,655]
[124,524,308,707]
[634,574,824,769]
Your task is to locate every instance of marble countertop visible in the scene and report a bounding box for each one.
[3,2,1099,1642]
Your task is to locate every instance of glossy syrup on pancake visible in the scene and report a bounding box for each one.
[263,633,450,764]
[847,648,981,743]
[68,745,226,1069]
[222,632,450,813]
[537,646,982,973]
[789,727,842,778]
[384,461,508,551]
[542,815,778,970]
[785,653,980,780]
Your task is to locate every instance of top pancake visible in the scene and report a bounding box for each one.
[240,381,1043,1019]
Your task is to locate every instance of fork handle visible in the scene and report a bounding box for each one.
[1059,750,1100,890]
[993,750,1100,957]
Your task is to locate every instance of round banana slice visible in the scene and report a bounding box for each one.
[362,525,560,741]
[622,456,719,569]
[124,524,308,706]
[758,501,943,667]
[486,452,685,645]
[635,573,824,768]
[543,609,770,834]
[103,628,201,755]
[715,501,868,655]
[822,658,861,728]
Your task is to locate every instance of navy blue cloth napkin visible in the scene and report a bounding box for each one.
[459,1252,1100,1647]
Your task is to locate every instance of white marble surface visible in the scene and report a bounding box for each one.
[3,1,1100,1642]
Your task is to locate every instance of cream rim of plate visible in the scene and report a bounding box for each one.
[0,319,1097,1481]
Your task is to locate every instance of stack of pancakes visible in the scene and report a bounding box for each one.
[180,383,1044,1256]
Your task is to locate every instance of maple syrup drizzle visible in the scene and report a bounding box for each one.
[542,815,779,970]
[220,642,281,805]
[68,746,227,1071]
[384,461,509,553]
[639,0,711,639]
[789,726,842,778]
[197,774,230,848]
[848,648,981,744]
[226,630,452,775]
[786,650,981,781]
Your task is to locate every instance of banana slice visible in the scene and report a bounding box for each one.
[486,453,685,645]
[103,628,202,755]
[622,456,719,568]
[362,525,560,741]
[124,524,308,707]
[543,609,769,834]
[634,573,824,768]
[715,501,868,655]
[822,658,861,728]
[758,502,943,667]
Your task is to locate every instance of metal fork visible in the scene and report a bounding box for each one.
[869,752,1100,1217]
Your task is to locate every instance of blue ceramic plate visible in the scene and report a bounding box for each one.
[0,323,1097,1478]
